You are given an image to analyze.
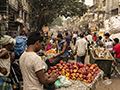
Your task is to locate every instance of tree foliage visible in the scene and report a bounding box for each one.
[49,17,63,28]
[28,0,87,30]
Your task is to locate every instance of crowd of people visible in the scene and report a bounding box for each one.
[0,29,120,90]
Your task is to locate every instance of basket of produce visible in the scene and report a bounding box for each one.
[90,49,114,78]
[45,61,104,90]
[46,60,102,83]
[44,49,56,54]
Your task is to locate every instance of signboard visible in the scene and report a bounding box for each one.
[43,26,49,32]
[99,31,104,35]
[9,15,14,21]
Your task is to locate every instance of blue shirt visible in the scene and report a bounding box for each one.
[59,40,69,57]
[77,37,86,41]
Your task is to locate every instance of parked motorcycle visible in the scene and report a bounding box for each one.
[10,59,23,90]
[68,46,75,60]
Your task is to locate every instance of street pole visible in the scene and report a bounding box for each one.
[105,0,112,20]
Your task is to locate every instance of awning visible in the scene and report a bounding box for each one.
[15,18,24,24]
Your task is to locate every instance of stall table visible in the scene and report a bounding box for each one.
[56,71,104,90]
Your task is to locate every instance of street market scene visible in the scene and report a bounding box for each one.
[0,0,120,90]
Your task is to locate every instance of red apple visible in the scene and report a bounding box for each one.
[90,66,94,70]
[66,69,70,72]
[79,74,83,78]
[98,69,101,72]
[86,73,92,80]
[83,71,88,76]
[70,69,73,73]
[72,77,76,80]
[94,74,97,77]
[79,63,84,68]
[76,73,80,77]
[91,72,94,75]
[58,71,62,75]
[73,69,77,73]
[76,62,80,67]
[77,70,81,74]
[60,60,64,64]
[95,71,99,74]
[86,63,91,67]
[94,64,98,67]
[48,70,51,74]
[65,66,68,69]
[58,65,63,70]
[63,62,66,64]
[54,66,57,69]
[50,67,54,70]
[83,79,87,82]
[66,63,70,67]
[85,66,89,70]
[56,63,61,67]
[73,65,78,69]
[56,69,59,72]
[70,62,75,65]
[87,69,91,73]
[45,73,49,76]
[88,79,92,83]
[80,78,84,81]
[93,69,96,72]
[52,70,56,73]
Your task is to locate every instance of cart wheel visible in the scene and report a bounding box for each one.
[107,74,111,79]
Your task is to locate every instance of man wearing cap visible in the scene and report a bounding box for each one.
[0,35,16,76]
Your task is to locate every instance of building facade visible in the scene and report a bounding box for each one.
[0,0,29,36]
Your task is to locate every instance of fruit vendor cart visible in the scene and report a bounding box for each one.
[46,60,104,90]
[55,71,104,90]
[90,49,114,78]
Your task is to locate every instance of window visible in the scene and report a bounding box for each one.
[111,8,118,16]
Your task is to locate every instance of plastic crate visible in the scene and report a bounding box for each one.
[90,50,114,78]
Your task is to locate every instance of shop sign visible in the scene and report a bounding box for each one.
[99,31,104,35]
[9,0,18,10]
[43,26,49,32]
[9,15,14,21]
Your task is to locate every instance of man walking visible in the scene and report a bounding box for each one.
[72,31,77,45]
[75,33,87,64]
[65,32,71,46]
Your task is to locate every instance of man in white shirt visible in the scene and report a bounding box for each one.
[86,32,93,55]
[75,33,87,64]
[20,31,58,90]
[86,32,93,44]
[72,31,77,45]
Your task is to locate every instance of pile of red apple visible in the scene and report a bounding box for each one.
[46,60,101,83]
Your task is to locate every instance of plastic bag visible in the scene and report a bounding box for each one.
[104,16,120,34]
[55,76,72,87]
[105,41,113,52]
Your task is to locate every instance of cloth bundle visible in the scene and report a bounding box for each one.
[0,35,16,49]
[104,16,120,34]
